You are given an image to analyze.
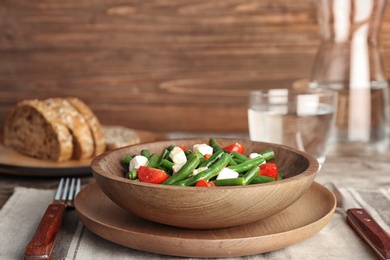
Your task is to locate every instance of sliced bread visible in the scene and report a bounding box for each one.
[103,125,140,150]
[43,98,95,160]
[3,99,73,162]
[66,97,106,156]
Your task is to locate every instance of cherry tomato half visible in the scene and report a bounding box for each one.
[259,163,278,180]
[179,145,187,151]
[138,166,169,184]
[195,179,216,187]
[222,142,245,154]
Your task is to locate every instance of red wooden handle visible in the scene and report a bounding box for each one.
[347,208,390,260]
[24,203,66,260]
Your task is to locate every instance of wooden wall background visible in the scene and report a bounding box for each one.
[0,0,389,134]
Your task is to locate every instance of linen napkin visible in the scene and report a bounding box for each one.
[1,185,388,260]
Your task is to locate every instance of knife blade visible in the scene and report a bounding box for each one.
[325,183,390,260]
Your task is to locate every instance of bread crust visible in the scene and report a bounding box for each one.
[3,99,73,162]
[66,97,106,156]
[44,98,94,160]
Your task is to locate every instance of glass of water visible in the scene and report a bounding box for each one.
[248,88,337,167]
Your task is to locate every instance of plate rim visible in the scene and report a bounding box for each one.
[0,143,93,176]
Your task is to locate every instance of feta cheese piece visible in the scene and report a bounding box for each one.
[172,163,185,174]
[169,147,187,164]
[249,153,265,164]
[216,168,239,180]
[193,143,213,156]
[249,153,261,159]
[129,155,148,171]
[192,166,208,176]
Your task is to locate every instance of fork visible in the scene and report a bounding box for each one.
[24,177,81,260]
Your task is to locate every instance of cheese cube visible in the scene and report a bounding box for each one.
[216,168,239,180]
[169,147,187,164]
[193,143,213,156]
[129,155,148,171]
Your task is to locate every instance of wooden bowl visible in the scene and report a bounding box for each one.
[91,138,319,229]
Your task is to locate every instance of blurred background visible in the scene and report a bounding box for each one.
[0,0,389,134]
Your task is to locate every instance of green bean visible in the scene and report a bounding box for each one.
[228,157,237,166]
[243,166,260,184]
[126,170,138,180]
[123,155,132,165]
[232,157,245,164]
[250,175,275,184]
[167,145,175,151]
[232,152,248,162]
[213,177,246,186]
[146,153,159,168]
[175,152,231,186]
[227,156,265,173]
[157,148,170,164]
[209,138,223,153]
[260,149,275,161]
[161,159,174,170]
[277,171,283,180]
[157,165,173,175]
[141,149,151,158]
[163,152,203,185]
[198,156,206,166]
[199,149,224,168]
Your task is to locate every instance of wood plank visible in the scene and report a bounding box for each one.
[0,0,389,133]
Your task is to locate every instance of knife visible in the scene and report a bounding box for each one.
[325,183,390,260]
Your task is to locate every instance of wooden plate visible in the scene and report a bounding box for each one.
[75,182,336,258]
[0,129,167,176]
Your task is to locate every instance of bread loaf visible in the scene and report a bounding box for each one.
[3,97,106,162]
[3,100,74,162]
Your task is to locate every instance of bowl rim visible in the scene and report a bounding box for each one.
[91,138,319,190]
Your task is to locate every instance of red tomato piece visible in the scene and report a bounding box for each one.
[204,154,212,160]
[138,166,169,184]
[223,142,245,154]
[259,163,278,180]
[195,179,216,187]
[179,145,187,151]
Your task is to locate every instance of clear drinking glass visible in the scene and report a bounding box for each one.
[248,88,337,167]
[309,0,389,156]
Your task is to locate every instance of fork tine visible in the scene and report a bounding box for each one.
[67,178,76,201]
[76,178,81,195]
[54,178,64,202]
[61,177,70,202]
[68,178,81,206]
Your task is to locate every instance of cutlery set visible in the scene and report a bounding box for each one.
[24,177,81,260]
